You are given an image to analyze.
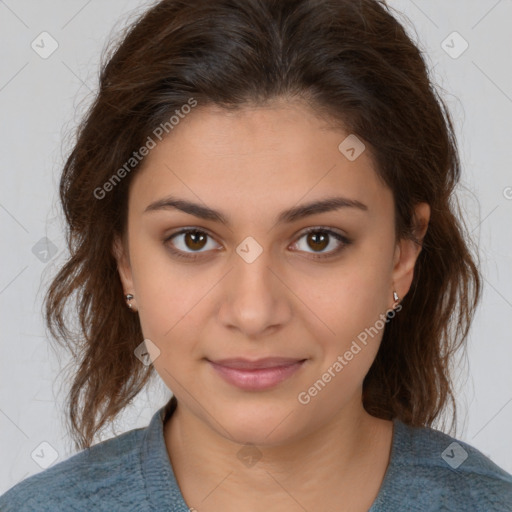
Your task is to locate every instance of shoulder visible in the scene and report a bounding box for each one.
[373,420,512,512]
[0,426,147,512]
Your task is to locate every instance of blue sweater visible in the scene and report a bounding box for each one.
[1,398,511,511]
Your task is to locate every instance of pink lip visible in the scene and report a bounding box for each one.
[208,357,306,390]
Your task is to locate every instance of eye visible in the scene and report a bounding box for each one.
[164,228,221,260]
[290,227,351,259]
[164,226,351,261]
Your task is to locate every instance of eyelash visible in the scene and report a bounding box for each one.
[163,226,351,261]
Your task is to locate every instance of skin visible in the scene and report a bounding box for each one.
[113,98,430,511]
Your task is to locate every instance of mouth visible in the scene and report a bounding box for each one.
[206,357,307,391]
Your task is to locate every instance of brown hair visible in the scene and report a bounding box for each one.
[45,0,481,450]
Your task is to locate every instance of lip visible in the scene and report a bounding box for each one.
[207,357,307,391]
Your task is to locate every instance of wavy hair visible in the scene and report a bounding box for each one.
[44,0,481,450]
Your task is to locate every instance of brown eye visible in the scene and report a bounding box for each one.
[292,228,351,259]
[164,228,221,260]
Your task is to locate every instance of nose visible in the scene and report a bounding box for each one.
[216,243,292,338]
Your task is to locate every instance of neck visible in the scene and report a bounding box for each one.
[163,394,393,510]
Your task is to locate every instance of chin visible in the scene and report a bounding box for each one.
[208,399,309,447]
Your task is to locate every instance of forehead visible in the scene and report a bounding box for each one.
[127,101,392,223]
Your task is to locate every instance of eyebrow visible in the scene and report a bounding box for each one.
[144,194,368,225]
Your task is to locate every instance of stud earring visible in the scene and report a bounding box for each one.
[392,290,400,308]
[125,293,134,309]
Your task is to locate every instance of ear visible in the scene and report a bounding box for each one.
[392,202,430,301]
[112,234,134,293]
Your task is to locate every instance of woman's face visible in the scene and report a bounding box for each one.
[114,99,428,446]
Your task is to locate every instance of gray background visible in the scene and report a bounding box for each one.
[1,0,511,493]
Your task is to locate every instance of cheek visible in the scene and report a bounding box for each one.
[140,302,200,386]
[296,270,390,410]
[129,233,200,335]
[302,261,391,342]
[129,247,215,382]
[295,243,393,382]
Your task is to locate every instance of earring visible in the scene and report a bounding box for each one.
[392,290,400,308]
[125,293,134,309]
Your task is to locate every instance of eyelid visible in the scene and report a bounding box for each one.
[297,225,347,239]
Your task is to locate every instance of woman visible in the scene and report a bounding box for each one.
[1,0,511,510]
